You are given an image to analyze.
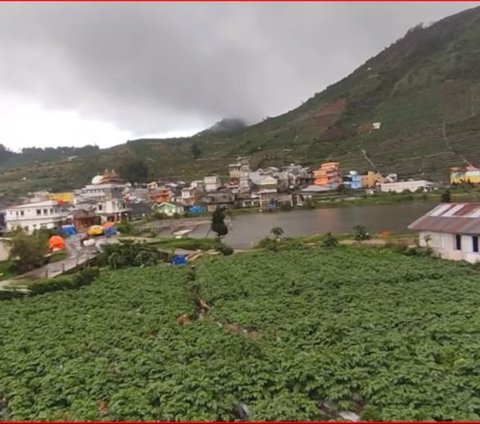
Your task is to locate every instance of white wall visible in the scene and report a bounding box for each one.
[5,202,68,233]
[420,231,480,263]
[381,180,432,193]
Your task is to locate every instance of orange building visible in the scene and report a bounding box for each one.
[149,187,172,204]
[313,162,342,188]
[361,171,383,188]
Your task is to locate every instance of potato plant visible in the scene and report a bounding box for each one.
[1,246,480,420]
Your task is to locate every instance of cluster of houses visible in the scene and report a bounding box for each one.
[307,161,434,194]
[1,157,437,235]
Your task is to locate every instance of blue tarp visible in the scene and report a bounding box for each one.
[61,225,77,236]
[171,255,188,266]
[189,205,205,215]
[104,227,118,237]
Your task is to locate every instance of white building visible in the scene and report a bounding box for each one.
[408,203,480,263]
[239,171,251,194]
[257,175,278,191]
[180,186,198,206]
[77,172,130,223]
[380,179,433,193]
[204,175,221,192]
[5,200,69,233]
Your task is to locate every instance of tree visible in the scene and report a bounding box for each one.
[191,142,201,159]
[8,231,48,273]
[270,227,284,240]
[211,206,228,238]
[441,189,451,203]
[118,157,149,184]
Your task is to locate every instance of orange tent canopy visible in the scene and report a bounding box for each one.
[103,221,114,229]
[49,235,65,250]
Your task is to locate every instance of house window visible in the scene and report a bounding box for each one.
[43,209,48,215]
[20,211,24,217]
[50,209,54,214]
[473,236,479,253]
[455,234,462,251]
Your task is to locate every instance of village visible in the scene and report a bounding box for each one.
[0,156,445,235]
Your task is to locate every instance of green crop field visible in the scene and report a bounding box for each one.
[2,246,480,420]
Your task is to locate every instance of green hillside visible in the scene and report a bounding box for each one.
[3,6,480,199]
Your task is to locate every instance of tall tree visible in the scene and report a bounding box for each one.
[211,206,228,238]
[8,231,48,273]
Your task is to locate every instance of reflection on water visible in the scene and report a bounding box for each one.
[186,202,437,249]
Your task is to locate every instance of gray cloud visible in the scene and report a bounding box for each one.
[0,2,476,136]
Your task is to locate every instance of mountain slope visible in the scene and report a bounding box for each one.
[3,6,480,199]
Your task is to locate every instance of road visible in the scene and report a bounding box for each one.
[0,234,98,289]
[0,234,197,289]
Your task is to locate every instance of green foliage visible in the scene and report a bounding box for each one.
[2,247,480,419]
[255,237,279,251]
[0,260,18,281]
[98,241,169,269]
[353,225,370,241]
[0,288,26,301]
[115,221,133,234]
[26,267,100,296]
[118,157,149,183]
[441,189,451,203]
[150,237,217,251]
[214,241,234,256]
[8,231,49,273]
[323,232,338,247]
[211,206,228,237]
[386,242,434,258]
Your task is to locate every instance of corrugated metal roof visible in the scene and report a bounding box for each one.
[408,203,480,234]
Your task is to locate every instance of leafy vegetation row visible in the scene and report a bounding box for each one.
[1,246,480,420]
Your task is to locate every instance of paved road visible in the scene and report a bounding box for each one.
[0,235,197,289]
[0,234,98,289]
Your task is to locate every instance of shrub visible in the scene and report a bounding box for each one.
[0,289,26,301]
[215,241,234,256]
[323,232,338,248]
[255,237,277,250]
[98,241,169,269]
[441,189,451,203]
[27,267,100,295]
[353,225,370,241]
[116,221,133,234]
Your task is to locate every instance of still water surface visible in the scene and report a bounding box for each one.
[187,202,436,249]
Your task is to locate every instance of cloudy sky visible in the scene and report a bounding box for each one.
[0,2,476,151]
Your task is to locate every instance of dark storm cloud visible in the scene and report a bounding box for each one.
[0,2,476,135]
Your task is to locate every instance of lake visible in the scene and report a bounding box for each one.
[186,202,437,249]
